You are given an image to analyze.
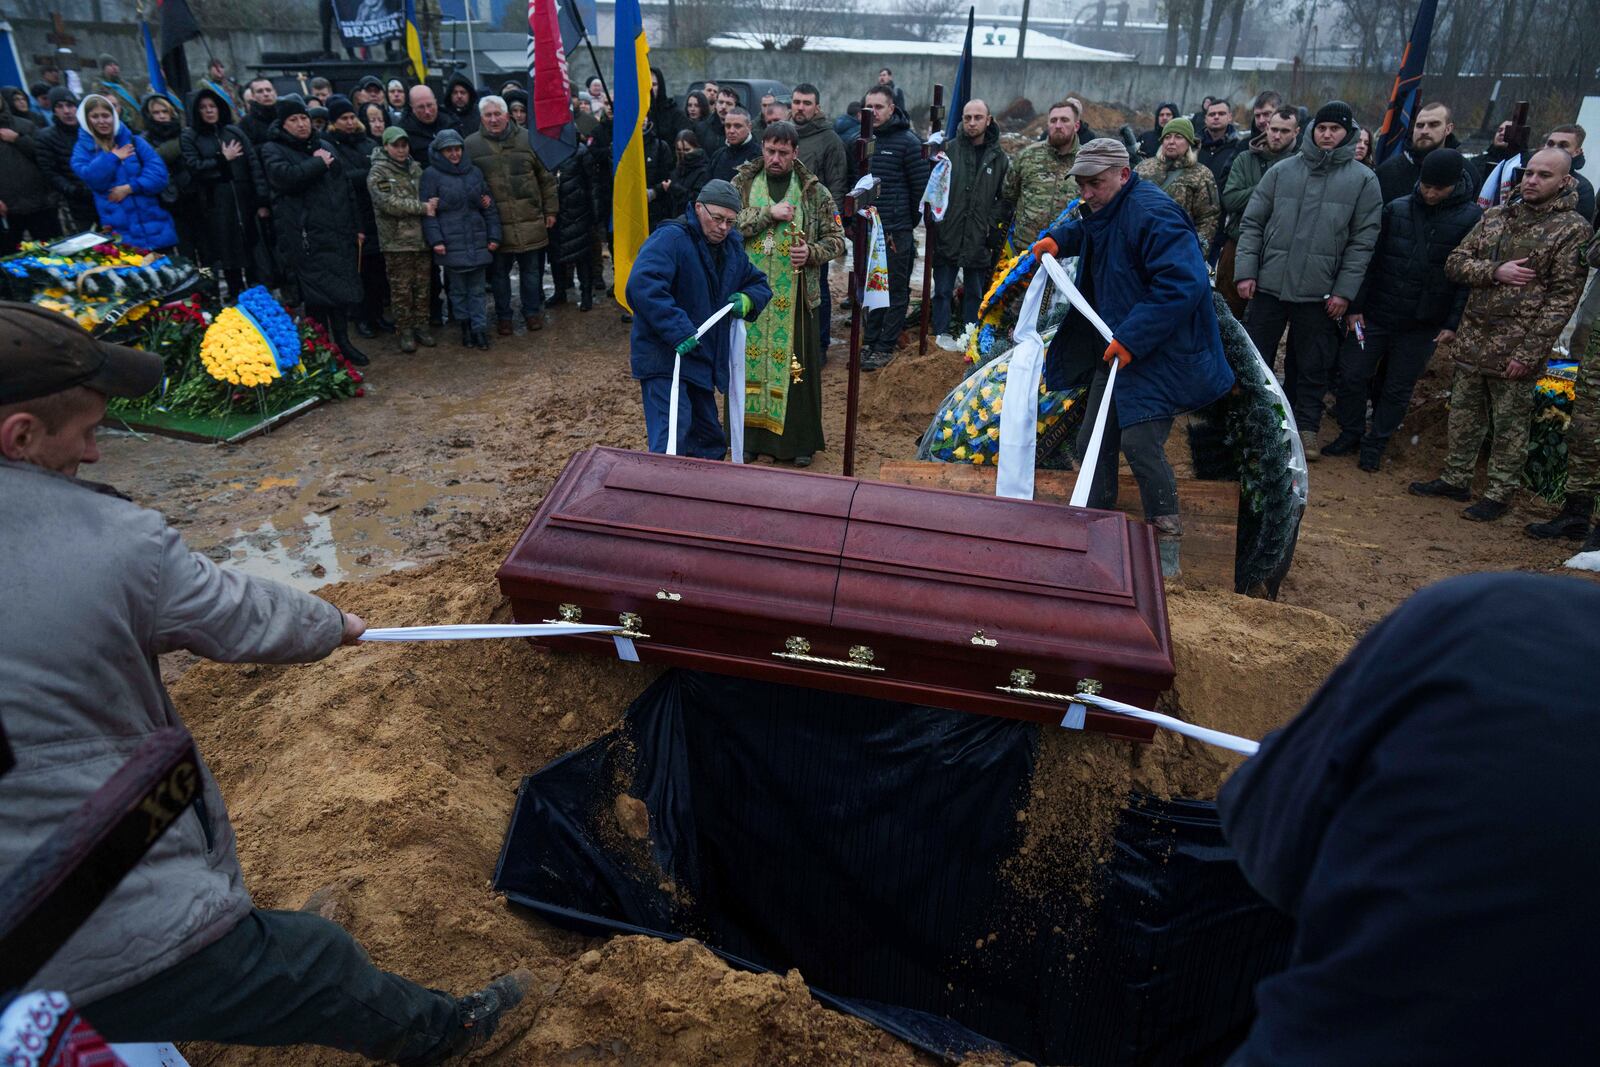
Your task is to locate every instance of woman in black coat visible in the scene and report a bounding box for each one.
[180,87,263,299]
[666,129,711,218]
[324,95,389,336]
[550,140,601,310]
[258,97,367,364]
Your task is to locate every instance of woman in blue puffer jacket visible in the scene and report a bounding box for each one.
[70,93,178,250]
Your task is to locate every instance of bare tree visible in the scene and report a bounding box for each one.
[885,0,967,43]
[674,0,741,48]
[731,0,860,50]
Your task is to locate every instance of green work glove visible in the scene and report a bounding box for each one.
[728,292,755,320]
[675,335,700,357]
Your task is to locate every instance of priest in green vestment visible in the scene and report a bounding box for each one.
[731,122,846,466]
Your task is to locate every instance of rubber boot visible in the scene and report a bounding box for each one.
[398,330,417,353]
[1525,493,1595,541]
[328,308,369,366]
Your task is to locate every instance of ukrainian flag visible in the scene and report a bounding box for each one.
[403,0,428,82]
[611,0,651,313]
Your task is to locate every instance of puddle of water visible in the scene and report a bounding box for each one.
[223,511,345,593]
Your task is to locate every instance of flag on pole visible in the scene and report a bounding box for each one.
[1375,0,1438,165]
[139,22,181,109]
[525,0,578,168]
[403,0,429,82]
[157,0,201,54]
[611,0,651,313]
[945,6,975,142]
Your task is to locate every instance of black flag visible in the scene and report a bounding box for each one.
[158,0,202,55]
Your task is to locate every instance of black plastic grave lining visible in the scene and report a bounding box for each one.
[494,669,1292,1064]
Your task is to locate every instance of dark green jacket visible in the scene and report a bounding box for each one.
[937,122,1010,268]
[1221,132,1293,241]
[464,121,558,253]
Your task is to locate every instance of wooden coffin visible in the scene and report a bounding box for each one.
[496,447,1174,741]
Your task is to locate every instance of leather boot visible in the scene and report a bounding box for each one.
[460,320,473,347]
[578,284,594,311]
[415,327,437,347]
[1525,493,1595,541]
[1580,521,1600,554]
[525,313,544,332]
[398,330,417,353]
[329,309,369,366]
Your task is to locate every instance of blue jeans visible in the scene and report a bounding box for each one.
[491,248,545,321]
[639,376,725,459]
[932,262,987,337]
[445,266,488,330]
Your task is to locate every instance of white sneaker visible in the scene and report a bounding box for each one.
[1301,429,1320,461]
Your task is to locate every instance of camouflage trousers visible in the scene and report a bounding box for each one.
[1567,353,1600,498]
[1442,366,1536,503]
[385,252,432,334]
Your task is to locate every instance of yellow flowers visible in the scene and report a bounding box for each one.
[200,306,281,387]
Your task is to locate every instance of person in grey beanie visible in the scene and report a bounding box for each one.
[420,127,501,350]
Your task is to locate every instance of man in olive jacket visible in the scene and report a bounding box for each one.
[0,303,528,1061]
[1235,100,1382,454]
[932,99,1009,344]
[1216,106,1299,316]
[369,126,438,352]
[465,95,558,334]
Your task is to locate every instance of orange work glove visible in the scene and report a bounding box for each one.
[1029,235,1059,260]
[1104,339,1133,368]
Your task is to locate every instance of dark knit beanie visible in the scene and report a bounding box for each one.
[1313,100,1356,134]
[325,95,355,123]
[1420,147,1467,188]
[275,97,308,122]
[47,86,76,108]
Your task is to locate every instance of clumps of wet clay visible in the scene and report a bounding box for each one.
[614,794,650,840]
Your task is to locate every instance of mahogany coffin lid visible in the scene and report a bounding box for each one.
[497,448,1174,740]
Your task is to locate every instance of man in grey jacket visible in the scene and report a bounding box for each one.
[1235,100,1383,456]
[0,302,528,1063]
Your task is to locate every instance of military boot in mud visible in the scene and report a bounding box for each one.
[430,968,534,1063]
[1525,493,1594,541]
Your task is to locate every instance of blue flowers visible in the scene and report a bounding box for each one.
[236,286,302,371]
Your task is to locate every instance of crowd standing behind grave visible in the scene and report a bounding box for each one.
[0,48,1596,553]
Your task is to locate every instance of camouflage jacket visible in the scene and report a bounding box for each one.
[1134,153,1219,252]
[1001,138,1080,247]
[731,158,846,312]
[1442,186,1592,377]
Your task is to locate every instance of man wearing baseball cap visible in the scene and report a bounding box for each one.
[0,302,531,1060]
[1030,138,1235,577]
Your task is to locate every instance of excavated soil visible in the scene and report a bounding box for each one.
[85,281,1583,1065]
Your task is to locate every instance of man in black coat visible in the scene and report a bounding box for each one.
[36,87,95,229]
[1196,98,1245,254]
[1326,148,1482,471]
[710,107,759,182]
[860,85,931,369]
[932,99,1009,345]
[1373,101,1477,205]
[239,77,278,149]
[399,85,459,167]
[1219,571,1600,1066]
[442,73,479,136]
[260,97,366,362]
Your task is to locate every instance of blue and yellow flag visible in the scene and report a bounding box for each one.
[403,0,429,82]
[611,0,651,313]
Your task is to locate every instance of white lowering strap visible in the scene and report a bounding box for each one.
[667,302,738,458]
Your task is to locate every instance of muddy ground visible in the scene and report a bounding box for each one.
[90,282,1589,1065]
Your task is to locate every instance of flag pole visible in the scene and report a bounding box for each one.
[917,83,943,356]
[564,0,612,107]
[465,1,479,87]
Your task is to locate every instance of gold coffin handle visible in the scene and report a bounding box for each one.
[996,670,1102,703]
[772,636,885,672]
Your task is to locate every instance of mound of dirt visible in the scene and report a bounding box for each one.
[859,344,969,437]
[175,522,1352,1065]
[526,936,925,1065]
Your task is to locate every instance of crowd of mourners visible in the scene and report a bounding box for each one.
[2,53,1597,547]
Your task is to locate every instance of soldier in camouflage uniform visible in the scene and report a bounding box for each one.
[1000,100,1081,249]
[1527,233,1600,549]
[1411,148,1593,521]
[1133,117,1219,255]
